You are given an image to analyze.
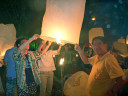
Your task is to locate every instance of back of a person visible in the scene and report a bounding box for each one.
[5,47,17,78]
[38,50,56,71]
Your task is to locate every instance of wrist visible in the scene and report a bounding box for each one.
[29,37,34,42]
[78,50,83,55]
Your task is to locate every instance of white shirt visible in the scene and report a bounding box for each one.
[38,50,58,72]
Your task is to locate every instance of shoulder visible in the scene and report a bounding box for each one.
[89,55,97,60]
[105,53,116,61]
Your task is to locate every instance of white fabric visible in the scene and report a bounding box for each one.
[38,50,58,71]
[64,71,88,96]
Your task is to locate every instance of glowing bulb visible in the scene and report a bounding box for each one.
[60,58,64,65]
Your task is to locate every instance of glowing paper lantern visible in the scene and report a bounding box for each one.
[118,38,125,44]
[64,71,88,96]
[40,0,86,44]
[89,28,104,44]
[113,42,128,57]
[0,24,16,59]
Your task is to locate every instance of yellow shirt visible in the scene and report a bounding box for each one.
[86,52,124,96]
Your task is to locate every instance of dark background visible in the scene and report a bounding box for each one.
[0,0,128,46]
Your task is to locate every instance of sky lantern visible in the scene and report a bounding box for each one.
[118,38,125,44]
[40,0,86,44]
[0,24,16,59]
[89,28,104,45]
[113,41,128,57]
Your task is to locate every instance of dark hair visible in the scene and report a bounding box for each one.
[92,36,107,44]
[14,38,26,48]
[92,36,111,51]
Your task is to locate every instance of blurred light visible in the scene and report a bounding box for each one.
[126,35,128,44]
[114,4,118,8]
[0,51,6,57]
[91,17,96,21]
[76,54,79,57]
[106,24,111,28]
[56,38,61,44]
[53,55,55,57]
[60,58,64,65]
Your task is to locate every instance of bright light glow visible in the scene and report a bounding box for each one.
[126,41,128,44]
[0,50,6,60]
[1,51,5,56]
[76,54,79,57]
[56,38,61,44]
[126,35,128,44]
[53,55,55,57]
[59,58,64,65]
[92,17,96,21]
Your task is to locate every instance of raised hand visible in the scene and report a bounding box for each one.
[74,44,81,52]
[31,34,40,41]
[48,41,52,46]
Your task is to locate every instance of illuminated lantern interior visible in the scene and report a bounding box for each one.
[40,0,86,44]
[0,24,16,59]
[113,41,128,57]
[89,28,104,45]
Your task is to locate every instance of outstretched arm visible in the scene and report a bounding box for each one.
[40,41,52,55]
[74,44,89,64]
[57,44,62,54]
[37,41,46,52]
[17,34,40,55]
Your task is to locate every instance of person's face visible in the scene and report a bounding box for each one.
[21,39,29,55]
[92,39,108,56]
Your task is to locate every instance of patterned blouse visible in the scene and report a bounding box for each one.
[13,49,41,92]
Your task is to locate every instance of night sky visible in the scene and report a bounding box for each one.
[0,0,128,46]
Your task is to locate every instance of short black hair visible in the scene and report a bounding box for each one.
[92,36,107,44]
[14,38,26,48]
[92,36,111,51]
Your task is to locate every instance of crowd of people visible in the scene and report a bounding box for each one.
[0,34,63,96]
[0,34,128,96]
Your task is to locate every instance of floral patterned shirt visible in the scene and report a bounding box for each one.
[13,49,41,91]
